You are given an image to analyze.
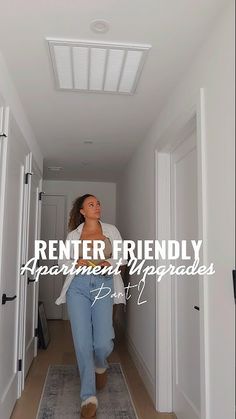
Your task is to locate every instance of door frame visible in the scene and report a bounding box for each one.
[17,151,31,395]
[17,153,43,393]
[0,105,9,279]
[154,88,210,417]
[34,174,43,356]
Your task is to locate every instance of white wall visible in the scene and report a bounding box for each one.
[117,2,235,418]
[0,51,43,171]
[43,180,117,233]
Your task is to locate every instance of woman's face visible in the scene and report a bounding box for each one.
[80,196,101,220]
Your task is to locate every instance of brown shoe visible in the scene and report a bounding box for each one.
[80,396,98,418]
[95,368,107,390]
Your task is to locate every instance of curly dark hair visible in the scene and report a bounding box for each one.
[68,193,95,232]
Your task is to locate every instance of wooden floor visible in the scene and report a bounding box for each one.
[11,319,175,419]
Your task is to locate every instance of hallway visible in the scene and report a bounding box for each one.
[0,1,235,418]
[10,320,174,419]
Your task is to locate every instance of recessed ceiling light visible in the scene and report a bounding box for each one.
[90,19,109,34]
[48,166,63,171]
[47,38,151,95]
[83,140,93,144]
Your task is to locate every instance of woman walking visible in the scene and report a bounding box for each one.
[56,194,127,418]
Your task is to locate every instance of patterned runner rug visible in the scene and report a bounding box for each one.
[36,363,139,419]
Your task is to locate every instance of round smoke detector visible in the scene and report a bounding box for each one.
[90,19,110,34]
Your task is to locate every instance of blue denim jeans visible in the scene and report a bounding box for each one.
[66,272,115,401]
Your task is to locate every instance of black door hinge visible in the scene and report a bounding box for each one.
[18,359,22,371]
[0,132,7,138]
[20,264,25,276]
[39,191,45,201]
[27,277,36,284]
[25,172,33,185]
[232,270,236,303]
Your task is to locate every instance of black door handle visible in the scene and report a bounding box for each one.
[28,277,36,284]
[194,305,200,311]
[2,293,17,305]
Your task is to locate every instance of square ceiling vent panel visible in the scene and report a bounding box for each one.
[47,38,151,95]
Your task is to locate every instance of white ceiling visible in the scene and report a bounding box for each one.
[0,0,229,181]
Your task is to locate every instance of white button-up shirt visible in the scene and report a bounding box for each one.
[55,221,127,305]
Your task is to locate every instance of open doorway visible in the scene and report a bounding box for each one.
[39,194,66,319]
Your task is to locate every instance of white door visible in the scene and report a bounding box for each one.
[0,106,29,418]
[23,157,42,379]
[171,131,201,419]
[39,195,66,319]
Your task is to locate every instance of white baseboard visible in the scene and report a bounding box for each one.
[126,331,156,405]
